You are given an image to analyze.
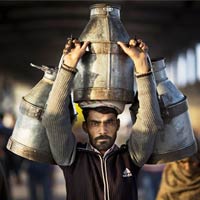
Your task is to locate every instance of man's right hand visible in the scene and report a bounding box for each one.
[63,39,90,69]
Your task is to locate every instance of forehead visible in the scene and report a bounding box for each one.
[87,110,116,121]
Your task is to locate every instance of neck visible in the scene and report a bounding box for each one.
[89,143,115,157]
[99,150,106,156]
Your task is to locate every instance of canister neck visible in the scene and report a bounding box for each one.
[90,4,120,18]
[44,70,57,81]
[152,58,168,83]
[30,63,57,81]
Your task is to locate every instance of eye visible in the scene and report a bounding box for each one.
[88,121,100,127]
[105,119,116,126]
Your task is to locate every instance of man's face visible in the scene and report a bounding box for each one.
[83,110,120,154]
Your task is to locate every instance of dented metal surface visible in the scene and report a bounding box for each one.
[7,65,57,164]
[73,4,134,103]
[148,58,197,164]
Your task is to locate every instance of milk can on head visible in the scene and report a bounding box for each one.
[73,3,134,103]
[147,57,197,164]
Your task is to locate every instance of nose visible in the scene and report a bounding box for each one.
[99,122,108,134]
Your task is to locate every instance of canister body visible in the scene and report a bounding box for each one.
[148,58,197,164]
[7,68,57,164]
[73,4,134,103]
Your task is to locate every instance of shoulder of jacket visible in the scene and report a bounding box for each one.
[77,142,87,150]
[119,144,128,152]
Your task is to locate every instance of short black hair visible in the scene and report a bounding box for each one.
[82,106,118,121]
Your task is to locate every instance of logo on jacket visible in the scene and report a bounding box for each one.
[122,168,133,177]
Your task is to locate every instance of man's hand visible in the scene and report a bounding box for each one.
[63,39,90,68]
[117,39,151,74]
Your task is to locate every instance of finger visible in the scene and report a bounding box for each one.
[129,39,137,47]
[63,46,71,54]
[137,39,142,44]
[142,45,148,52]
[117,41,129,53]
[66,38,73,46]
[63,49,68,54]
[138,42,148,52]
[81,41,90,50]
[139,42,145,49]
[65,43,71,49]
[73,39,79,43]
[73,39,81,47]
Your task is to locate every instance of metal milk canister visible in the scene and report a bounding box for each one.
[73,4,134,103]
[7,64,57,164]
[147,58,197,164]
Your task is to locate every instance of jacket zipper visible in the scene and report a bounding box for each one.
[77,145,122,200]
[98,155,110,200]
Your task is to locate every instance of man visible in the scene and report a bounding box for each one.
[156,130,200,200]
[156,153,200,200]
[0,113,11,200]
[42,38,163,200]
[0,162,9,200]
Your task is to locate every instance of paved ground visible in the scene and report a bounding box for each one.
[10,166,66,200]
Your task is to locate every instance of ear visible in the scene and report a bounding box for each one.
[82,121,88,133]
[116,119,120,131]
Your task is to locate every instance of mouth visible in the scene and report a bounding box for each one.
[97,138,109,142]
[96,136,111,143]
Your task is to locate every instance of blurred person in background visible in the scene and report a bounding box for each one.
[25,160,54,200]
[42,37,163,200]
[156,130,200,200]
[0,112,10,200]
[0,161,10,200]
[137,164,165,200]
[0,111,23,198]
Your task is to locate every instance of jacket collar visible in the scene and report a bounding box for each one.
[86,143,118,158]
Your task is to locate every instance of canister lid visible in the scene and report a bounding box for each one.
[90,3,121,10]
[90,3,121,17]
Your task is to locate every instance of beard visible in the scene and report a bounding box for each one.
[90,135,115,152]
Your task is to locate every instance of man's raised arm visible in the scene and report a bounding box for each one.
[42,39,90,166]
[118,39,164,166]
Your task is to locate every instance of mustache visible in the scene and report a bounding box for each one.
[95,135,112,141]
